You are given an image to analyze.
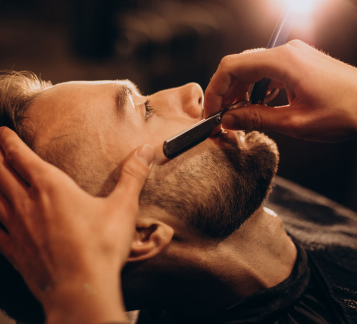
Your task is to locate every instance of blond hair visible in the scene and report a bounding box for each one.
[0,71,53,146]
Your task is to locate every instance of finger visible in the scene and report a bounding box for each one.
[221,104,303,136]
[208,86,282,137]
[0,192,13,229]
[221,82,250,108]
[108,144,154,210]
[0,228,13,260]
[268,80,285,91]
[0,127,51,186]
[0,146,28,203]
[204,47,289,118]
[264,88,280,104]
[215,79,284,113]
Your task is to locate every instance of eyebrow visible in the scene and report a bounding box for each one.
[123,80,142,95]
[114,81,142,117]
[114,85,130,117]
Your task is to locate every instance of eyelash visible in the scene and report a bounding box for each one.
[144,100,154,120]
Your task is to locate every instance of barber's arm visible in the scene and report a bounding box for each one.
[0,127,154,324]
[204,40,357,142]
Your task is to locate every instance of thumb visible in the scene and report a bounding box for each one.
[109,144,154,204]
[221,105,297,134]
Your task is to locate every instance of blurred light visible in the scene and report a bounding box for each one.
[272,0,330,15]
[287,0,325,14]
[269,0,331,40]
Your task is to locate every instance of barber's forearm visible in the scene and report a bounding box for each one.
[43,278,127,324]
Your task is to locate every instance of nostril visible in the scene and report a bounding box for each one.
[180,82,204,118]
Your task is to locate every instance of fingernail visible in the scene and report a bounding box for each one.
[136,144,154,166]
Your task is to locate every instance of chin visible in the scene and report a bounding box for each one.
[141,127,279,239]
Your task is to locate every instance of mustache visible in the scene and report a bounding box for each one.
[213,129,246,148]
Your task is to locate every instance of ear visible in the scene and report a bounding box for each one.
[127,217,174,262]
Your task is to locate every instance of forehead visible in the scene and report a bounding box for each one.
[26,79,162,179]
[25,80,155,173]
[42,80,126,101]
[27,80,129,144]
[31,79,138,114]
[34,80,131,118]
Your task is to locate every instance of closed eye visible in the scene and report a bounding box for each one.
[144,100,155,120]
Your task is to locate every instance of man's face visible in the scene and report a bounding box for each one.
[29,81,208,162]
[26,80,278,239]
[27,80,256,168]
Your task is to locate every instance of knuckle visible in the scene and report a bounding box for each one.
[283,40,307,60]
[287,39,304,48]
[0,130,16,154]
[4,147,19,165]
[0,127,9,142]
[283,41,298,56]
[219,55,234,71]
[248,110,264,130]
[33,167,59,192]
[30,173,50,193]
[278,41,306,79]
[121,160,147,182]
[14,196,32,217]
[286,115,304,139]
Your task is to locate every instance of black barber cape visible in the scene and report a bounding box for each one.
[131,177,357,324]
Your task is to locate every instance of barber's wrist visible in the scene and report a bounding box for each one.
[46,298,127,324]
[43,277,127,324]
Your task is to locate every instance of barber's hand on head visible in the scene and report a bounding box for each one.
[0,127,154,324]
[204,40,357,142]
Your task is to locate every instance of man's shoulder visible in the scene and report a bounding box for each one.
[266,176,357,274]
[266,176,357,247]
[266,176,357,323]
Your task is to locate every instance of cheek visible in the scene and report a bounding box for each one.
[148,120,219,165]
[99,119,149,160]
[145,118,189,160]
[148,117,195,143]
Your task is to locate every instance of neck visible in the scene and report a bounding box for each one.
[123,207,297,315]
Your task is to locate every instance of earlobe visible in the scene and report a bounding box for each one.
[127,218,174,262]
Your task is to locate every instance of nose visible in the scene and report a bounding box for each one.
[176,83,204,118]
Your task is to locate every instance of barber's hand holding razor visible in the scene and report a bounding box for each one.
[205,40,357,142]
[0,127,154,324]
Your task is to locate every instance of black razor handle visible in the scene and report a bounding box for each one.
[163,113,223,159]
[250,78,272,105]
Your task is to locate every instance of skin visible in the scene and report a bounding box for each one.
[30,80,208,166]
[0,81,297,323]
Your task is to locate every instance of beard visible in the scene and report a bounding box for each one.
[140,131,279,240]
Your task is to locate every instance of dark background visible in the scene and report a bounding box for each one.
[0,0,356,211]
